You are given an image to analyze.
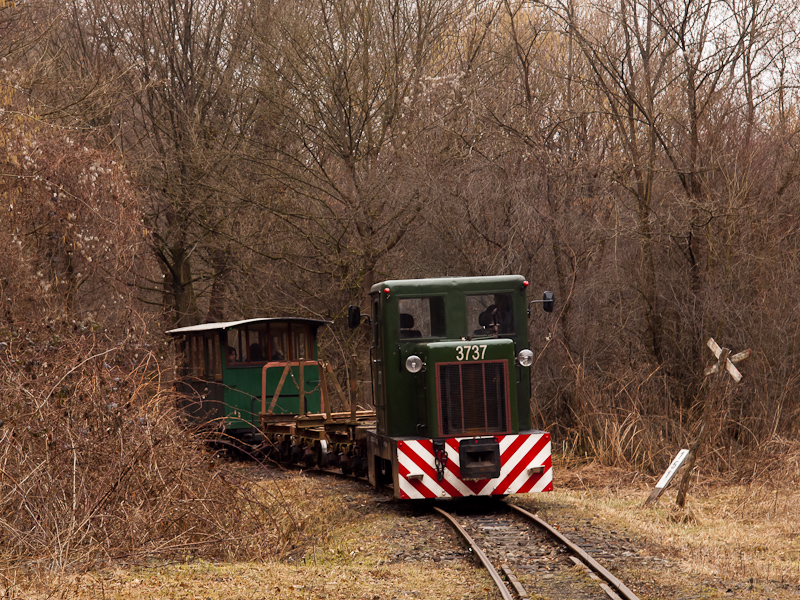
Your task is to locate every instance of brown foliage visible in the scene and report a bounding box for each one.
[0,70,318,572]
[0,334,334,571]
[2,0,800,543]
[1,84,153,328]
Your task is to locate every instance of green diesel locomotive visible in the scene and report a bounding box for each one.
[351,275,554,499]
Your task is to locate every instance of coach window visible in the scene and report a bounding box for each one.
[246,322,268,362]
[189,334,205,377]
[398,297,446,339]
[269,323,289,360]
[177,339,190,376]
[292,325,309,359]
[206,334,222,380]
[226,329,243,365]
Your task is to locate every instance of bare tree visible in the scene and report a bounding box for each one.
[250,0,455,304]
[53,0,263,326]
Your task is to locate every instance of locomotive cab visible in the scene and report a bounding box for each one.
[360,275,554,499]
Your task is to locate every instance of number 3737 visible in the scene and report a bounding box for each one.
[455,344,487,361]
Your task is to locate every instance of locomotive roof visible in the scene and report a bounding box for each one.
[371,274,527,294]
[166,317,332,336]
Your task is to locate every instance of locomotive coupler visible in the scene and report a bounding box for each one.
[432,439,448,481]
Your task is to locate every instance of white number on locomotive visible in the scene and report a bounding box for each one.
[455,344,488,361]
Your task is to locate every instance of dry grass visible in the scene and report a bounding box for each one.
[24,561,494,600]
[7,455,800,599]
[546,360,800,486]
[518,452,800,599]
[7,474,495,600]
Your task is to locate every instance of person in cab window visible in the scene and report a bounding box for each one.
[479,294,513,334]
[494,294,513,333]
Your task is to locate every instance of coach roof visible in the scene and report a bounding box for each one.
[166,317,332,336]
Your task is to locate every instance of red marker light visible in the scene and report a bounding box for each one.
[523,280,529,287]
[383,287,391,296]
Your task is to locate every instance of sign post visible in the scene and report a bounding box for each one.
[675,338,749,508]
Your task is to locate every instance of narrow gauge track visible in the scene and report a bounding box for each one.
[434,502,641,600]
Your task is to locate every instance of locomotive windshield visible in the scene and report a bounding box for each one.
[467,293,514,335]
[398,296,446,339]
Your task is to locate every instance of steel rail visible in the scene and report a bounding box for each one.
[507,503,641,600]
[433,506,514,600]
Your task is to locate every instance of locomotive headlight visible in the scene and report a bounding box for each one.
[517,349,534,367]
[405,355,424,373]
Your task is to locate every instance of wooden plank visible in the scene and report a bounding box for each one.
[730,349,751,363]
[259,411,375,424]
[318,364,331,422]
[725,360,743,383]
[324,362,351,413]
[500,565,529,599]
[643,449,689,507]
[266,365,291,415]
[299,362,306,415]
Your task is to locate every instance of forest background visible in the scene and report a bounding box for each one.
[1,0,800,573]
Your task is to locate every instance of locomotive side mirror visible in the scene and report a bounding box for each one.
[528,291,555,316]
[542,291,554,313]
[347,305,361,329]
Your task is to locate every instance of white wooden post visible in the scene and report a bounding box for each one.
[643,448,690,507]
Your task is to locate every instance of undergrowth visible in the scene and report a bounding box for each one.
[0,327,335,575]
[539,361,800,483]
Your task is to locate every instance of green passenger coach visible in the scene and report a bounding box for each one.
[167,318,330,442]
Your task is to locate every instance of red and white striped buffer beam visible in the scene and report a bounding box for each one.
[396,433,552,499]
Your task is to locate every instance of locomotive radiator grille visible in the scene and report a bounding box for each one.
[437,361,510,437]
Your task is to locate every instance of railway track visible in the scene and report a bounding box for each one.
[434,500,641,600]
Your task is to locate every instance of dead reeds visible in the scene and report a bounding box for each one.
[542,359,800,486]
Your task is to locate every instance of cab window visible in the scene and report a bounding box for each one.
[468,293,514,336]
[398,297,446,339]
